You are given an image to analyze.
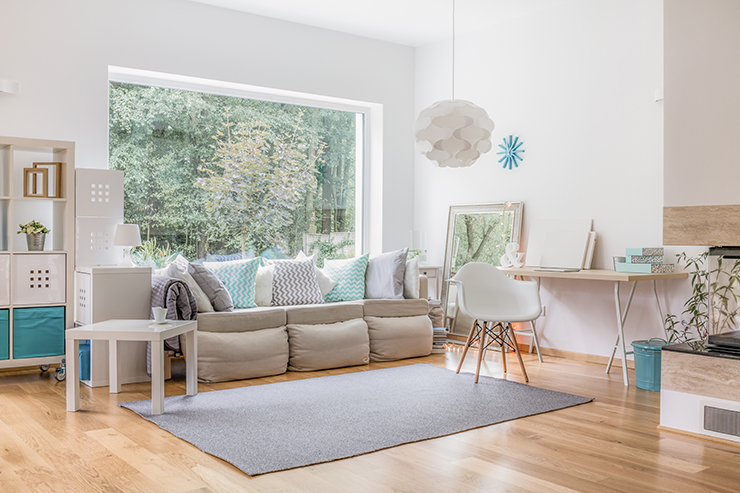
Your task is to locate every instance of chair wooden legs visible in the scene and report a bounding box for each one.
[507,323,529,383]
[474,323,487,383]
[456,320,529,383]
[456,319,478,374]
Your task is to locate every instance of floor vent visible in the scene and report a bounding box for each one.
[704,405,740,438]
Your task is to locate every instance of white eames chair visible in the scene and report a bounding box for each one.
[450,262,542,383]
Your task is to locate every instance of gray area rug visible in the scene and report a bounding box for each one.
[119,364,592,475]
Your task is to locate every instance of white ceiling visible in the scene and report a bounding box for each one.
[187,0,567,47]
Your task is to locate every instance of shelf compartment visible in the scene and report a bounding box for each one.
[0,309,8,360]
[12,200,69,251]
[12,253,66,305]
[12,306,65,359]
[0,254,8,306]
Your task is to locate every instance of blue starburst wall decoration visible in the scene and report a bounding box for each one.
[497,135,525,170]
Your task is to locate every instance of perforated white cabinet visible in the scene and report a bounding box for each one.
[75,266,152,387]
[13,254,66,305]
[0,254,9,306]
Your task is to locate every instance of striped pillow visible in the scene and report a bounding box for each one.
[323,254,370,302]
[264,258,323,306]
[203,257,261,309]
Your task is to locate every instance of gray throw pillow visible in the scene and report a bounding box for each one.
[365,248,408,299]
[265,258,324,306]
[188,262,234,312]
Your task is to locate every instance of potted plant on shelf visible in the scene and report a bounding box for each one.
[18,220,50,251]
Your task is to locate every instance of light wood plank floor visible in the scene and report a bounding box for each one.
[1,348,740,492]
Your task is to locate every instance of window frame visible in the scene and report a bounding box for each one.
[108,65,382,256]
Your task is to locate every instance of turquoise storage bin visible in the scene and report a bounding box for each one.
[631,338,669,391]
[79,341,91,381]
[0,309,8,360]
[12,306,65,359]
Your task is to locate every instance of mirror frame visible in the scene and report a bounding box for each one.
[441,202,523,333]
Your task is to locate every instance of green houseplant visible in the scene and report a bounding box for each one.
[17,220,50,251]
[664,251,740,346]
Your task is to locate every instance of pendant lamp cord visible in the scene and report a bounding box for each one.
[452,0,456,101]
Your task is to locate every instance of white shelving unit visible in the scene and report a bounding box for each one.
[0,136,75,370]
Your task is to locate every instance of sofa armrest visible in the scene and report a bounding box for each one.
[419,275,428,300]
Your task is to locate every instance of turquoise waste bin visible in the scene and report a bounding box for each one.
[631,338,669,391]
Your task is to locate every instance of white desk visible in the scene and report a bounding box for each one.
[499,267,687,386]
[66,319,197,415]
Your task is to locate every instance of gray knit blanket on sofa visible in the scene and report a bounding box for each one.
[146,275,197,375]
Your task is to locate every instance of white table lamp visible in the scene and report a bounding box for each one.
[113,224,142,267]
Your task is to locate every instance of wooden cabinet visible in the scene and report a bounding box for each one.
[0,136,74,370]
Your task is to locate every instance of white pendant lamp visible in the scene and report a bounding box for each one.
[414,0,494,168]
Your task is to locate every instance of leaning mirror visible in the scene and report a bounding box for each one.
[441,202,523,335]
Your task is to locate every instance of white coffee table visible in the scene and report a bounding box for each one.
[66,319,197,415]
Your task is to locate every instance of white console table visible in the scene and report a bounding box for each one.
[66,319,197,415]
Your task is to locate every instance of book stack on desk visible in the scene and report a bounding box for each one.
[615,247,675,273]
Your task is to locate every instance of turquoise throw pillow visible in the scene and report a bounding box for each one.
[322,254,370,302]
[203,257,260,309]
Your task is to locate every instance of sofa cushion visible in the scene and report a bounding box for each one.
[188,262,234,312]
[362,298,430,318]
[365,248,408,299]
[285,301,364,325]
[197,306,286,333]
[322,254,369,302]
[287,318,369,371]
[203,257,261,309]
[254,264,274,307]
[296,250,338,296]
[403,258,420,299]
[156,255,215,313]
[198,326,288,382]
[265,258,324,306]
[365,315,433,362]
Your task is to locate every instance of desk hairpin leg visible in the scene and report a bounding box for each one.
[606,280,637,386]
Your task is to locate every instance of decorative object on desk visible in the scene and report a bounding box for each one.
[664,251,740,345]
[500,242,525,268]
[113,223,142,267]
[441,202,523,335]
[152,307,167,323]
[18,220,49,251]
[32,162,62,198]
[497,135,525,170]
[119,364,592,476]
[413,0,493,168]
[616,247,673,273]
[525,218,593,268]
[23,167,48,197]
[612,256,626,270]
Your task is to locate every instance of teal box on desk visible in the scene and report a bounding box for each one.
[12,306,65,359]
[0,309,8,360]
[616,262,674,274]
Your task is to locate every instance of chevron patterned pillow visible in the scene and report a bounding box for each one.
[203,257,261,309]
[264,258,324,306]
[323,254,370,302]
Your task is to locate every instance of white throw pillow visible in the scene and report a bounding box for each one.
[365,248,408,299]
[403,257,420,299]
[155,255,215,312]
[254,264,275,307]
[295,250,338,297]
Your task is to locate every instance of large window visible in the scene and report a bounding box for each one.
[108,81,362,264]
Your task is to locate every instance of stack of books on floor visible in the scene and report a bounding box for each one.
[432,327,447,354]
[615,247,674,273]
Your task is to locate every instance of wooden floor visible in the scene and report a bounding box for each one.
[2,349,740,493]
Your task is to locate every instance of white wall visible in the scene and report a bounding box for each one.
[0,0,416,252]
[414,0,692,358]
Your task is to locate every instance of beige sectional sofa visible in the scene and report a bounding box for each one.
[197,278,431,382]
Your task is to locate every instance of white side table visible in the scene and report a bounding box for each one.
[66,319,197,415]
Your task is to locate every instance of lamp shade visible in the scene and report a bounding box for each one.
[113,224,142,247]
[414,99,494,168]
